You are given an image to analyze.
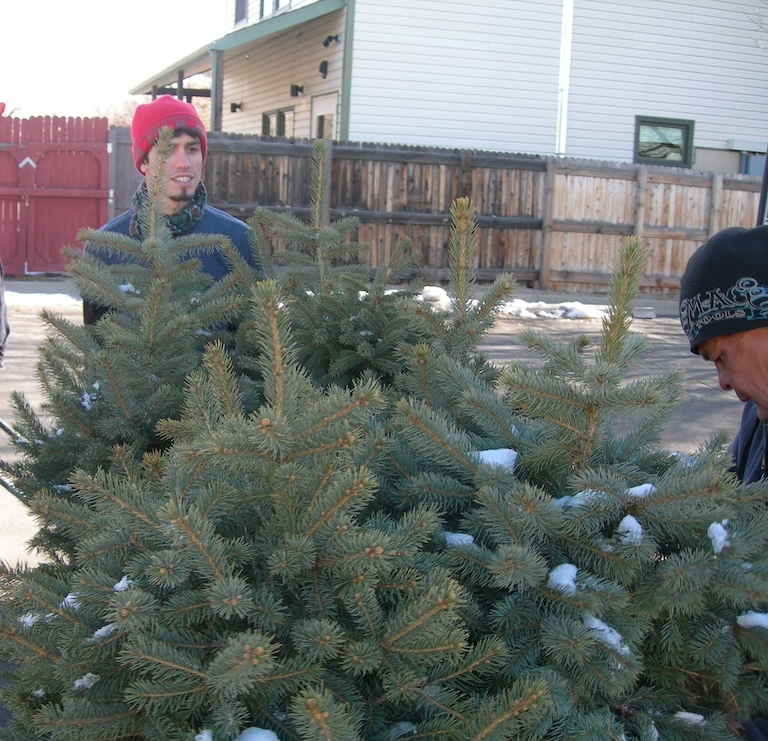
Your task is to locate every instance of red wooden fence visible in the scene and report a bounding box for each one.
[0,116,109,275]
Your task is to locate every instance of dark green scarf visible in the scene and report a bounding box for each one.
[129,181,207,238]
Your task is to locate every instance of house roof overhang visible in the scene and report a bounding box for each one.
[129,0,347,96]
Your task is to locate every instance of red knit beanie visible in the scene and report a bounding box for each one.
[131,96,207,172]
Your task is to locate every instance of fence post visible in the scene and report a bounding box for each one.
[320,139,333,227]
[460,149,472,198]
[538,158,555,290]
[709,172,723,238]
[633,165,647,239]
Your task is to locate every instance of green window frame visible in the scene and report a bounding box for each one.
[260,0,290,18]
[235,0,247,23]
[634,116,694,168]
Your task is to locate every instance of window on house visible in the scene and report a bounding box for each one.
[235,0,247,24]
[316,113,334,140]
[260,0,290,18]
[262,109,295,137]
[282,110,295,138]
[262,112,277,136]
[634,116,694,167]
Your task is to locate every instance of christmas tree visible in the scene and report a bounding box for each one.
[1,137,768,740]
[0,128,261,564]
[381,232,768,739]
[240,138,427,389]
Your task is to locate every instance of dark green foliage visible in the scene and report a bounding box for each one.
[0,129,259,565]
[1,137,768,740]
[243,140,426,389]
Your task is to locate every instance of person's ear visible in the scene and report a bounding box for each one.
[139,159,148,175]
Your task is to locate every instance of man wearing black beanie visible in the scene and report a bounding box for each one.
[680,224,768,740]
[680,225,768,483]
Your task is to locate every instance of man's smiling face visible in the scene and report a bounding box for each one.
[139,131,203,216]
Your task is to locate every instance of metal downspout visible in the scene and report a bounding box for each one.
[340,0,355,141]
[555,0,574,157]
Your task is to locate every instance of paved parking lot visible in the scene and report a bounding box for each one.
[0,278,744,567]
[482,305,743,455]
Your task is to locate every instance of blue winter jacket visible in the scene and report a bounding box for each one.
[730,400,767,485]
[82,204,258,325]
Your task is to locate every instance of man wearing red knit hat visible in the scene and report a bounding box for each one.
[83,96,259,325]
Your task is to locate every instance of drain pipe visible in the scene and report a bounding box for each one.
[555,0,574,157]
[340,0,356,141]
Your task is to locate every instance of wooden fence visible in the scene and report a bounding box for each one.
[110,130,763,293]
[1,116,109,275]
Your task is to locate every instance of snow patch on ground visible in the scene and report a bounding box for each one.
[5,285,623,322]
[6,291,81,310]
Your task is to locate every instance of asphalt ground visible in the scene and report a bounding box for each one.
[0,277,744,569]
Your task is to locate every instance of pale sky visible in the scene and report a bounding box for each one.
[2,0,227,118]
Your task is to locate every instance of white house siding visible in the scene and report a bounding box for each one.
[348,0,564,155]
[565,0,768,163]
[220,8,346,137]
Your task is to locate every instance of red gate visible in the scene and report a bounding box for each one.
[0,116,109,275]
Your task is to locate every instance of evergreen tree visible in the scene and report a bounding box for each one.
[0,128,261,564]
[1,137,768,740]
[382,232,768,739]
[243,140,425,389]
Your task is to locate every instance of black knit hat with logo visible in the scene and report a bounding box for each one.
[679,225,768,353]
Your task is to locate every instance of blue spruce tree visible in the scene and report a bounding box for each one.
[0,138,767,740]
